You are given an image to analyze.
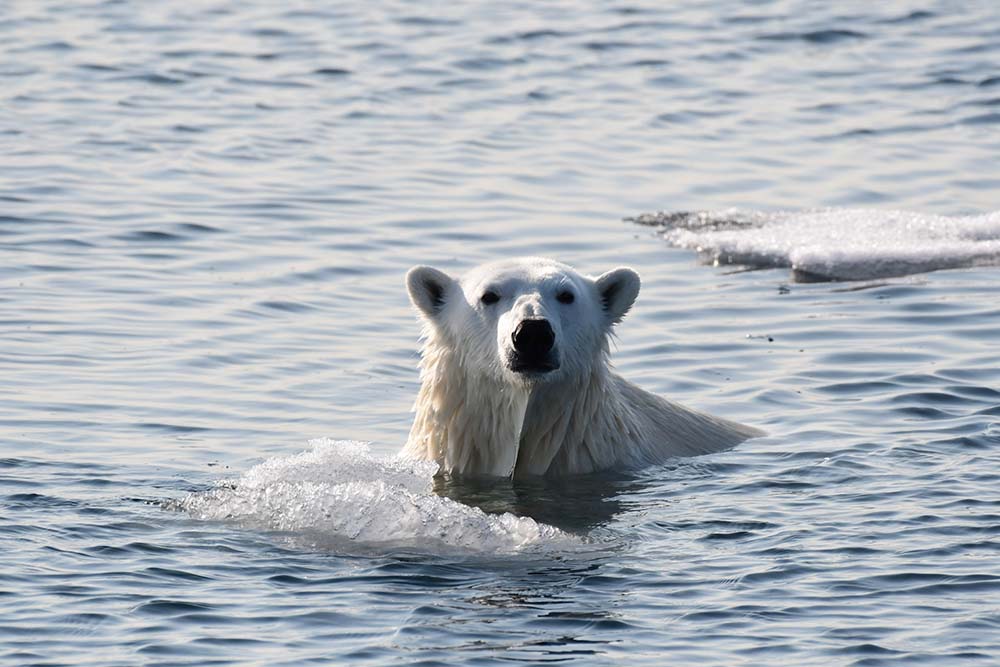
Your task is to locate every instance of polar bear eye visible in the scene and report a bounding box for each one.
[556,290,575,304]
[481,290,500,305]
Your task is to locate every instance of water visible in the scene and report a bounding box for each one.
[2,1,999,665]
[175,439,574,553]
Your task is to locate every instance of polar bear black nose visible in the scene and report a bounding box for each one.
[512,319,554,356]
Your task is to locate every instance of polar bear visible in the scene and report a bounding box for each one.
[401,257,763,477]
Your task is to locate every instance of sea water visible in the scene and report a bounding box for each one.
[2,1,999,665]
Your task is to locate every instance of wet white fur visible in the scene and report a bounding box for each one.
[401,257,763,477]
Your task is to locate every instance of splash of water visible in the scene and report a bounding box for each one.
[631,208,1000,281]
[175,439,574,553]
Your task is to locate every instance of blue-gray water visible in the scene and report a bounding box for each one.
[2,1,999,665]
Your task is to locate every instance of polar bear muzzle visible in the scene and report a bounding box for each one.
[509,318,559,374]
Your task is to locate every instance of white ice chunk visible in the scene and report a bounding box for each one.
[636,208,1000,281]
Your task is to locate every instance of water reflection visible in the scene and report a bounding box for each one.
[434,471,643,533]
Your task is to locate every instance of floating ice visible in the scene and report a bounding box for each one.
[176,439,573,553]
[631,208,1000,281]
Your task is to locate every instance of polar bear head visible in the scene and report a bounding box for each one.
[406,257,640,385]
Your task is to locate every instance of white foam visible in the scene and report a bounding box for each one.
[637,208,1000,281]
[176,439,574,553]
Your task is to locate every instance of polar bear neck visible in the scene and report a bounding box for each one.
[514,360,632,476]
[404,332,757,477]
[403,338,531,476]
[402,332,629,477]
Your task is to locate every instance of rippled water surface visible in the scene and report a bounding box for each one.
[3,1,999,665]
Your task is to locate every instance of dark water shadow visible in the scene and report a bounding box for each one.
[433,471,644,533]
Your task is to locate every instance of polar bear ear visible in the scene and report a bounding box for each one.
[406,265,456,320]
[595,267,640,325]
